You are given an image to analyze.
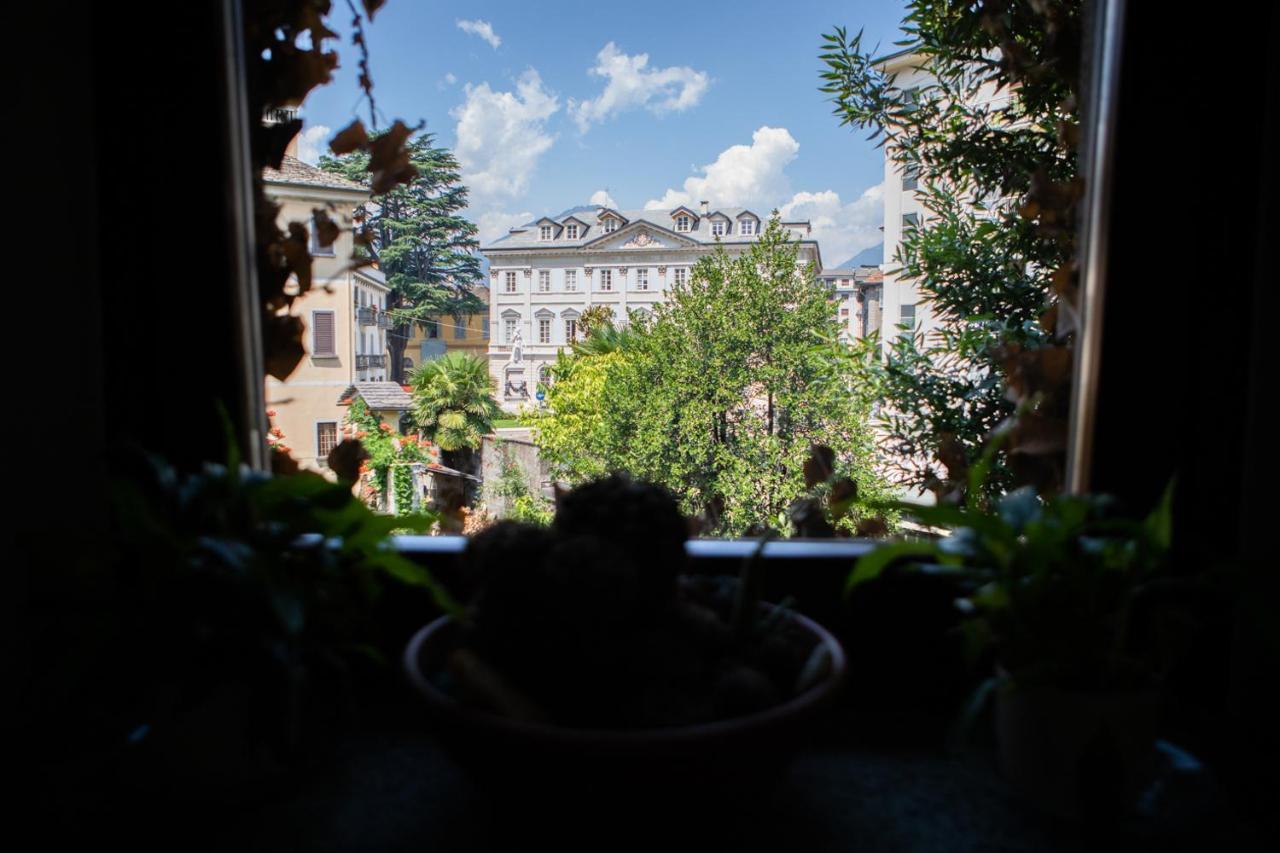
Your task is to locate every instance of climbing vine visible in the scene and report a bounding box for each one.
[393,464,415,516]
[345,397,431,512]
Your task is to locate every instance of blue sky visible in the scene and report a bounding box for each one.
[299,0,910,265]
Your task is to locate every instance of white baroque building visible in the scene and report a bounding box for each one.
[480,202,821,410]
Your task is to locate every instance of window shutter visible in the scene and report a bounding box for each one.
[312,311,336,356]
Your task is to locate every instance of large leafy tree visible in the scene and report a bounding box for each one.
[534,217,891,535]
[409,351,500,472]
[820,0,1082,503]
[320,132,484,382]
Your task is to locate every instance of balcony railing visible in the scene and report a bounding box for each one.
[357,306,376,326]
[356,354,386,370]
[377,312,394,330]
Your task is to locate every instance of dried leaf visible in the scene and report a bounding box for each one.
[1010,413,1068,456]
[855,516,889,538]
[271,449,301,476]
[362,1,387,21]
[281,221,313,293]
[828,477,858,521]
[803,445,836,489]
[937,432,968,483]
[263,315,306,381]
[311,207,340,250]
[329,119,369,155]
[368,120,419,194]
[327,439,369,483]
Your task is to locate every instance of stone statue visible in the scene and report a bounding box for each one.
[510,328,524,364]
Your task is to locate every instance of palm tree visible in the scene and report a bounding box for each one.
[409,352,501,472]
[571,322,642,357]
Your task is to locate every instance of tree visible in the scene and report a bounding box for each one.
[534,217,891,535]
[820,1,1082,502]
[576,304,616,338]
[409,351,500,472]
[320,132,484,382]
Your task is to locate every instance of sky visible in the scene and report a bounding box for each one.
[299,0,911,267]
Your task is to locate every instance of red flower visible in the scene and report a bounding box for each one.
[266,409,277,418]
[379,423,392,432]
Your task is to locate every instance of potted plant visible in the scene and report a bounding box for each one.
[403,475,846,826]
[94,427,459,805]
[847,479,1187,819]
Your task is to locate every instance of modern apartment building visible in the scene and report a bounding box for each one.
[875,47,1007,346]
[480,203,821,410]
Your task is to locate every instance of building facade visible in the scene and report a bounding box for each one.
[263,154,393,473]
[480,203,821,411]
[401,285,491,377]
[875,48,1007,347]
[820,265,884,343]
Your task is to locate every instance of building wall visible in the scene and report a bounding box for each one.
[263,185,374,473]
[401,286,491,376]
[877,54,1008,348]
[480,434,548,517]
[485,235,820,412]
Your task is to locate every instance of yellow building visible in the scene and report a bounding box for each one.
[263,154,394,473]
[400,286,491,377]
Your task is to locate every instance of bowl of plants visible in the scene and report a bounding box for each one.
[404,475,845,824]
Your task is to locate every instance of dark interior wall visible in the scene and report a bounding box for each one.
[88,1,252,472]
[1091,3,1275,568]
[1090,1,1277,818]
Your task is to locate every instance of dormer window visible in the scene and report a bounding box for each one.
[711,220,726,237]
[603,219,618,233]
[566,224,579,239]
[740,219,756,236]
[675,215,691,233]
[539,225,553,240]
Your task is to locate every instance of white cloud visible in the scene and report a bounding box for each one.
[569,43,709,132]
[295,124,331,166]
[644,126,883,265]
[451,70,560,206]
[589,189,618,208]
[438,71,458,90]
[474,209,534,244]
[456,19,501,49]
[778,185,883,267]
[644,126,799,210]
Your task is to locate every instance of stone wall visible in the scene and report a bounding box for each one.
[480,432,550,518]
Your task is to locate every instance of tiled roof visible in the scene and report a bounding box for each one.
[482,206,813,251]
[337,381,413,411]
[264,155,369,193]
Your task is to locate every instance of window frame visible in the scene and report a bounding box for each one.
[310,310,336,357]
[315,420,338,465]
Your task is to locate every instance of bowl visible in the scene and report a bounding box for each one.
[403,606,846,827]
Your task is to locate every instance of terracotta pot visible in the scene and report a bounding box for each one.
[403,609,845,823]
[995,673,1160,820]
